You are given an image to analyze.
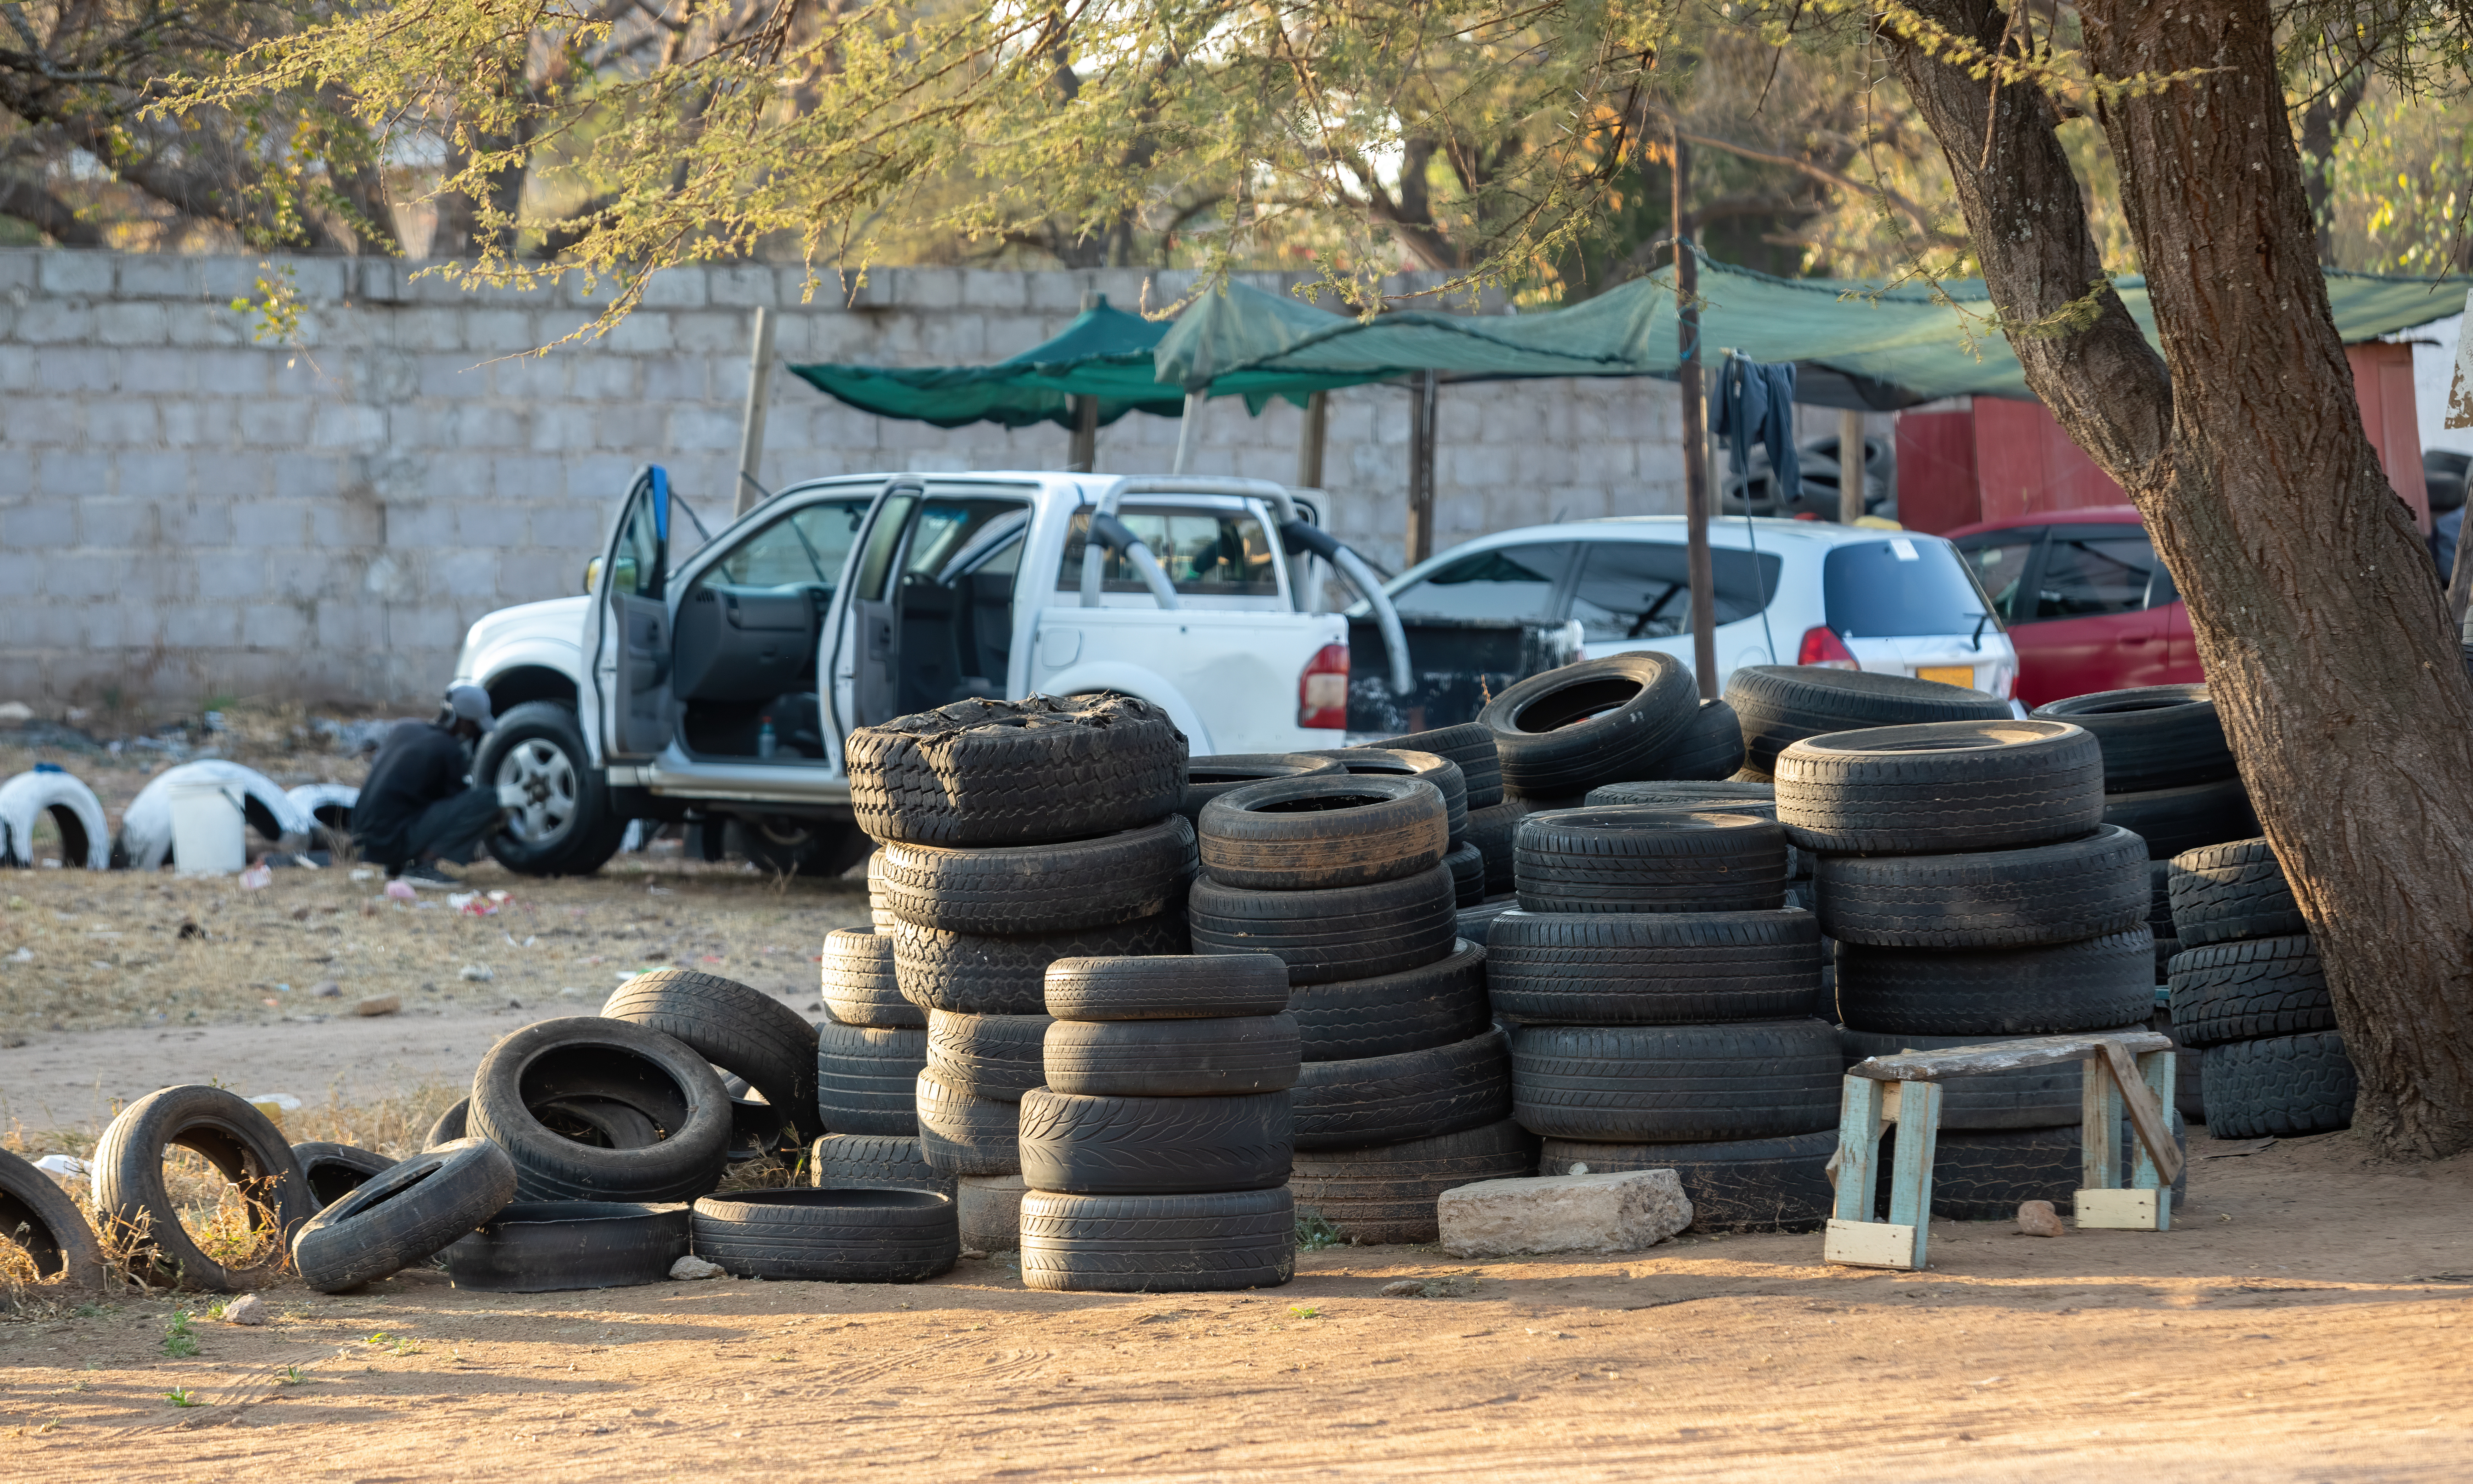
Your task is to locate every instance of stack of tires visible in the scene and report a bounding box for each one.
[2032,685,2258,881]
[1778,718,2176,1218]
[1018,954,1300,1290]
[1188,767,1524,1245]
[1495,803,1842,1232]
[2166,837,2355,1138]
[811,926,948,1198]
[844,695,1197,1248]
[1726,666,2012,783]
[1330,725,1503,913]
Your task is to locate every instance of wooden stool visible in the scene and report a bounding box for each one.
[1821,1029,2183,1270]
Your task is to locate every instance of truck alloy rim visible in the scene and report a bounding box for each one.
[496,739,577,843]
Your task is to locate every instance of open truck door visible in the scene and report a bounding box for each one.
[590,466,677,762]
[822,478,925,769]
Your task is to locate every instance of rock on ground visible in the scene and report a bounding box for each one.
[2017,1200,2066,1237]
[670,1255,726,1280]
[223,1294,268,1325]
[1437,1170,1691,1259]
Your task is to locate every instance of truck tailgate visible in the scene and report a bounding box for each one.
[1028,606,1344,755]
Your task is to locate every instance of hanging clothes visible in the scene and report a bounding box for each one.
[1711,352,1800,508]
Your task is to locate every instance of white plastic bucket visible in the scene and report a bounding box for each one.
[168,782,247,876]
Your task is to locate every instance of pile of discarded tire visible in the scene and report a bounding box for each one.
[1186,757,1523,1245]
[1779,716,2182,1218]
[2032,684,2258,873]
[1726,665,2013,782]
[2165,837,2355,1138]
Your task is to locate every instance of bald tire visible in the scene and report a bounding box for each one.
[1041,1014,1303,1098]
[1540,1130,1836,1233]
[1507,1020,1841,1143]
[1479,652,1697,796]
[1015,1089,1291,1196]
[0,1146,108,1291]
[1290,1119,1538,1245]
[1197,773,1449,890]
[1044,952,1290,1021]
[1287,940,1490,1061]
[1180,753,1349,825]
[820,927,921,1029]
[1834,930,2157,1037]
[1724,665,2013,777]
[1513,807,1790,915]
[94,1084,311,1292]
[1188,866,1457,986]
[1813,825,2150,949]
[1364,723,1504,809]
[815,1019,928,1138]
[603,969,824,1142]
[914,1072,1022,1176]
[1299,748,1468,845]
[1483,909,1821,1025]
[1020,1188,1295,1293]
[1290,1028,1512,1151]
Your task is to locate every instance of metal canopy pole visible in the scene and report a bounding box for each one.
[1069,395,1099,473]
[1406,370,1438,567]
[734,307,776,517]
[1674,129,1718,699]
[1172,391,1203,474]
[1296,389,1328,489]
[1839,408,1867,524]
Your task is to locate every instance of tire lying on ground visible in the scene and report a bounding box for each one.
[603,969,824,1142]
[1301,748,1468,845]
[1479,652,1697,797]
[809,1134,954,1197]
[1484,909,1821,1024]
[1198,775,1448,890]
[925,1011,1053,1102]
[292,1142,396,1208]
[1726,666,2014,778]
[1015,1089,1292,1195]
[2201,1031,2356,1138]
[1179,753,1348,824]
[1286,940,1490,1061]
[847,694,1188,846]
[469,1017,733,1204]
[1291,1028,1512,1149]
[2103,777,2258,861]
[94,1085,311,1291]
[691,1188,959,1282]
[1814,825,2149,949]
[1774,719,2106,856]
[1044,952,1290,1021]
[1289,1118,1538,1245]
[914,1072,1023,1175]
[2167,837,2306,948]
[1507,1020,1841,1143]
[425,1099,470,1149]
[1189,866,1459,985]
[890,912,1190,1016]
[873,815,1197,934]
[1513,806,1790,914]
[1019,1187,1295,1293]
[2165,936,2333,1047]
[1837,1028,2123,1130]
[292,1137,519,1294]
[1538,1129,1835,1233]
[1362,723,1503,809]
[1042,1014,1303,1097]
[820,927,922,1029]
[440,1201,691,1292]
[2029,684,2233,792]
[0,1146,109,1292]
[1833,930,2156,1037]
[815,1020,929,1136]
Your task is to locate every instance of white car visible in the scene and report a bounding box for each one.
[1377,515,2019,697]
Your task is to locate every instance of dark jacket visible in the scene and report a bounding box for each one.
[353,720,472,863]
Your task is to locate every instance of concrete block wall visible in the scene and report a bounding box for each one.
[0,251,1689,707]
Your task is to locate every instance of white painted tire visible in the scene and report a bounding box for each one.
[117,761,313,870]
[0,769,110,869]
[285,783,359,833]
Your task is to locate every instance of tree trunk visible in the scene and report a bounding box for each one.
[1887,0,2473,1159]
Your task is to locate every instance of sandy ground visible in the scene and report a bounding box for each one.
[0,1128,2466,1482]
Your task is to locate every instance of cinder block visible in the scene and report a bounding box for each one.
[273,454,345,502]
[568,354,638,400]
[672,311,747,355]
[431,550,500,598]
[35,347,115,393]
[667,405,740,452]
[604,312,676,354]
[1027,274,1093,313]
[199,554,270,600]
[35,451,108,498]
[164,304,246,348]
[563,455,638,502]
[190,453,272,500]
[0,251,33,293]
[14,302,95,344]
[358,260,410,303]
[159,604,242,647]
[5,397,82,444]
[0,346,33,391]
[449,404,526,449]
[159,400,238,448]
[527,406,600,451]
[115,451,191,499]
[285,260,350,302]
[197,257,266,303]
[960,272,1028,312]
[312,496,384,548]
[455,503,529,546]
[2,501,76,547]
[638,268,710,310]
[529,501,605,549]
[238,399,315,446]
[312,404,387,449]
[95,303,169,346]
[162,499,235,546]
[121,353,200,395]
[85,401,162,446]
[415,456,492,507]
[235,498,314,545]
[708,266,778,309]
[78,498,157,547]
[0,550,41,594]
[390,307,465,352]
[462,309,534,354]
[37,251,115,297]
[489,455,566,502]
[641,353,711,403]
[492,352,569,400]
[41,554,119,600]
[241,604,311,649]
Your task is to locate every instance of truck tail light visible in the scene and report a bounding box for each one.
[1797,626,1860,670]
[1298,643,1350,728]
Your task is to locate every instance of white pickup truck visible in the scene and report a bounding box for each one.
[450,469,1412,876]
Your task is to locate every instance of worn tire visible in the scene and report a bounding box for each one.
[820,926,921,1029]
[1189,865,1457,986]
[1290,1119,1538,1244]
[2103,777,2258,861]
[1044,952,1290,1021]
[292,1136,518,1293]
[2201,1032,2356,1138]
[1480,652,1698,796]
[475,701,629,878]
[93,1085,310,1292]
[2031,684,2234,792]
[1868,1116,2189,1220]
[1775,720,2105,855]
[1514,806,1789,914]
[1508,1020,1841,1142]
[914,1071,1022,1175]
[425,1099,469,1150]
[2167,837,2305,947]
[956,1173,1027,1252]
[1291,1028,1513,1150]
[925,1010,1053,1103]
[1837,1027,2121,1131]
[1585,779,1775,808]
[1726,665,2012,776]
[847,694,1187,846]
[0,1146,108,1291]
[1199,774,1448,890]
[440,1201,690,1292]
[1834,930,2156,1037]
[1016,1088,1291,1195]
[603,969,823,1142]
[1539,1130,1835,1233]
[1181,753,1348,824]
[1364,723,1503,809]
[890,911,1190,1016]
[1020,1187,1295,1292]
[1814,825,2149,949]
[692,1188,959,1282]
[1304,748,1468,844]
[1042,1014,1302,1097]
[1444,839,1486,905]
[1288,940,1490,1060]
[2167,936,2333,1048]
[1641,699,1750,782]
[1485,909,1822,1024]
[1463,796,1534,894]
[873,815,1197,934]
[1455,897,1520,946]
[470,1017,733,1204]
[809,1134,954,1197]
[815,1019,928,1137]
[291,1141,395,1209]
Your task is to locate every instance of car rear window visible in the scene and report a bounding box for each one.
[1823,537,2002,638]
[1569,542,1784,640]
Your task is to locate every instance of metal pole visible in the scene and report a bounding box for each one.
[1406,371,1437,567]
[1839,407,1868,524]
[1172,391,1203,474]
[1296,389,1328,488]
[734,307,776,517]
[1069,395,1099,473]
[1674,129,1717,699]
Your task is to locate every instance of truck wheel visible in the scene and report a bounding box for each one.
[478,702,628,877]
[727,815,872,877]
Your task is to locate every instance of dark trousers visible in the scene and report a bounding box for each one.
[370,785,504,873]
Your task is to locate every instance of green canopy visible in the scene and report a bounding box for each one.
[789,295,1185,431]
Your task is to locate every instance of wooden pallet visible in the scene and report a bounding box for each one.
[1821,1029,2182,1270]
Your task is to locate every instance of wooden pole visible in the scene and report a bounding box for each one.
[1839,407,1868,524]
[734,307,776,517]
[1674,130,1717,699]
[1406,371,1438,566]
[1069,395,1099,473]
[1297,389,1328,488]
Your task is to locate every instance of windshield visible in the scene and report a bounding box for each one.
[1823,536,2002,638]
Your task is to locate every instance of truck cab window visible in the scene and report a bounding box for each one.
[1056,508,1281,596]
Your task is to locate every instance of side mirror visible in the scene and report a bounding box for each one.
[583,556,603,594]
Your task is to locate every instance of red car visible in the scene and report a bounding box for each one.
[1943,506,2198,708]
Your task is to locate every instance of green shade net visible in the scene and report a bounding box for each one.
[789,295,1185,431]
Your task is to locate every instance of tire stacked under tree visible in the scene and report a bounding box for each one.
[1777,718,2178,1219]
[847,694,1196,1248]
[1724,666,2012,783]
[2165,837,2356,1138]
[2032,685,2258,874]
[1021,954,1300,1290]
[1492,804,1838,1232]
[1189,769,1525,1244]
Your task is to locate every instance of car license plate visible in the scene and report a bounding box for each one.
[1916,665,1974,687]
